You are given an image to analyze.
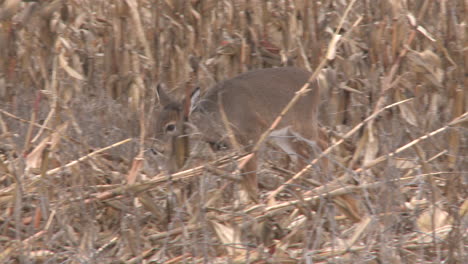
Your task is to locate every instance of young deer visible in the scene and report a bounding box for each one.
[156,67,322,201]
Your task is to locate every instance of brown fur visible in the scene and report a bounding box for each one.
[156,67,320,201]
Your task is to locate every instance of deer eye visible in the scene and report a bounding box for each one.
[165,123,176,133]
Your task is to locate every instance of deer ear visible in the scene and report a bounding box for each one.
[189,87,201,115]
[156,83,172,107]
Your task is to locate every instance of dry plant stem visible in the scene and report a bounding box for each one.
[0,1,464,261]
[265,185,361,215]
[138,80,146,157]
[82,112,465,212]
[0,230,49,261]
[360,111,468,170]
[148,224,198,241]
[261,171,459,218]
[307,217,373,260]
[83,161,455,218]
[83,154,246,204]
[310,245,368,261]
[358,16,418,173]
[0,138,133,198]
[23,92,41,154]
[310,229,453,261]
[400,150,447,179]
[125,0,154,65]
[0,109,82,146]
[238,0,358,174]
[336,111,465,182]
[0,137,133,198]
[264,112,467,211]
[345,216,372,248]
[447,87,464,169]
[383,17,417,93]
[96,236,119,257]
[34,46,60,143]
[267,98,414,200]
[125,35,146,185]
[126,248,159,264]
[371,15,418,122]
[45,138,133,176]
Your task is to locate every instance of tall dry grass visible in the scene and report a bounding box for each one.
[0,0,466,263]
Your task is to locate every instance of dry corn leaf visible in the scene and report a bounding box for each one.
[25,122,68,171]
[345,216,372,247]
[0,1,465,262]
[125,0,153,64]
[460,199,468,217]
[406,13,417,27]
[38,0,63,17]
[25,139,49,172]
[417,206,451,234]
[394,158,418,169]
[447,88,464,168]
[396,90,418,126]
[326,34,342,60]
[27,250,55,261]
[363,125,379,166]
[129,81,140,113]
[416,25,436,42]
[334,194,362,222]
[0,245,14,262]
[415,225,452,244]
[137,193,164,219]
[408,49,443,87]
[399,102,418,126]
[0,0,21,21]
[210,220,241,256]
[58,50,86,81]
[406,197,428,210]
[127,156,143,185]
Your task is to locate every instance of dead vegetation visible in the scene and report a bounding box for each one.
[0,0,467,263]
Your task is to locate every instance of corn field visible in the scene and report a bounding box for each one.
[0,0,467,263]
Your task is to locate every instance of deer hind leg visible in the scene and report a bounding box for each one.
[269,127,325,174]
[284,126,330,179]
[270,127,362,222]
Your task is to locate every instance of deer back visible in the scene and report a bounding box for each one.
[156,67,319,171]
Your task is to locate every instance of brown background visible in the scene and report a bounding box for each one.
[0,0,466,263]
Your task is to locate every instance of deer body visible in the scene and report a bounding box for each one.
[156,67,320,200]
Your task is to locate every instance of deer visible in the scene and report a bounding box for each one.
[155,67,324,202]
